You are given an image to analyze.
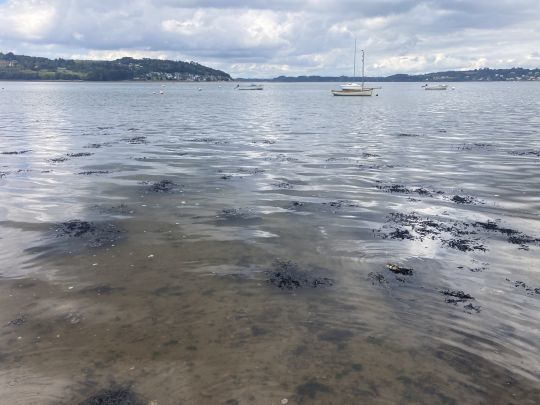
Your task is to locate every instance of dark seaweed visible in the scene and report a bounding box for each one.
[274,182,293,189]
[440,289,474,303]
[78,171,110,175]
[443,238,487,252]
[149,180,178,193]
[68,152,93,158]
[122,136,148,144]
[57,220,94,237]
[1,150,31,155]
[236,167,265,175]
[376,183,437,196]
[367,272,388,287]
[187,137,229,145]
[54,220,122,248]
[8,317,26,326]
[295,381,332,401]
[506,279,540,296]
[217,208,259,220]
[508,150,540,157]
[396,133,420,137]
[80,285,118,295]
[267,260,333,290]
[79,386,143,405]
[451,195,483,205]
[50,156,69,163]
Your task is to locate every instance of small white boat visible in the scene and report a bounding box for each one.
[236,84,264,91]
[332,42,374,97]
[422,84,448,90]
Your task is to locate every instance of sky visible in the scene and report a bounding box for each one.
[0,0,539,78]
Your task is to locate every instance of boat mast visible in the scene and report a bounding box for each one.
[353,39,357,80]
[361,49,365,88]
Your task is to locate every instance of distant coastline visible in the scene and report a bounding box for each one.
[1,52,539,83]
[0,52,231,82]
[238,67,540,82]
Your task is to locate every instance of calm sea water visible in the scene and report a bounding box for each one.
[0,81,539,404]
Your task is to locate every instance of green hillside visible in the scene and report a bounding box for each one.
[0,52,231,81]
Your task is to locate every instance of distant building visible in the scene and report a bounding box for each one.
[0,60,17,67]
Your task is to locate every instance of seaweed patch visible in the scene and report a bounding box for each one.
[267,260,334,290]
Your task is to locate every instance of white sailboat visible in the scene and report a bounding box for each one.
[332,41,374,96]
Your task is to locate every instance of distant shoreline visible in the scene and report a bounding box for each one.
[1,79,539,84]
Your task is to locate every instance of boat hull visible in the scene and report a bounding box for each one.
[237,86,264,91]
[424,85,448,90]
[332,88,373,96]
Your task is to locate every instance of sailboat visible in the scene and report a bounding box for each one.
[332,41,373,96]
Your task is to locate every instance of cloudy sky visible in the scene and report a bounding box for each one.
[0,0,539,77]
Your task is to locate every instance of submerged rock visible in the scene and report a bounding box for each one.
[386,263,414,276]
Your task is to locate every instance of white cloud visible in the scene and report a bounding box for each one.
[0,0,539,77]
[0,0,57,40]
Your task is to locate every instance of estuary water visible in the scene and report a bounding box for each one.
[0,81,539,404]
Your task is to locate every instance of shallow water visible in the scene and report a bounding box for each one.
[0,81,540,404]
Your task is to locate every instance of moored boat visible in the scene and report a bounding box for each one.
[332,42,374,97]
[236,84,264,91]
[422,84,448,90]
[332,88,373,96]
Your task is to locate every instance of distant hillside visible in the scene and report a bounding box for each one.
[240,67,540,82]
[0,52,231,81]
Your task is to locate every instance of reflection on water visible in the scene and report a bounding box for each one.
[0,81,539,404]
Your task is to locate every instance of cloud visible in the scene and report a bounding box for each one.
[0,0,539,77]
